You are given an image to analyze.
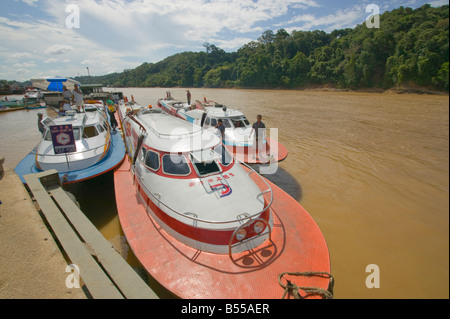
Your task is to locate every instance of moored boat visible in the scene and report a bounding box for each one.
[24,88,41,101]
[158,94,288,164]
[114,102,331,299]
[15,108,126,184]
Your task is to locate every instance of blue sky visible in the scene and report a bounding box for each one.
[1,0,448,81]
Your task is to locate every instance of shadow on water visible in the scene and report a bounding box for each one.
[249,164,303,202]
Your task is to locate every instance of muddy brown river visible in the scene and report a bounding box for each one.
[1,88,448,298]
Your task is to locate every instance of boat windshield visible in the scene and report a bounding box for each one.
[230,117,250,128]
[211,118,232,128]
[162,154,191,176]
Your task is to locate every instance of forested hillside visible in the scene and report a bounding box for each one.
[75,4,449,91]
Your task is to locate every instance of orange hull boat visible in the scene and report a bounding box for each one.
[114,155,331,299]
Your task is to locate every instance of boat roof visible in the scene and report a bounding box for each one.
[161,99,187,109]
[134,112,221,153]
[48,111,105,127]
[204,106,245,118]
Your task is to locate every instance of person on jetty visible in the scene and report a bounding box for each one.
[249,115,266,159]
[72,84,84,113]
[37,113,45,135]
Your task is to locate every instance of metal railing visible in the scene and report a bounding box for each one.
[132,111,203,140]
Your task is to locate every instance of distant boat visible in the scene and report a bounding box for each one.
[24,88,41,100]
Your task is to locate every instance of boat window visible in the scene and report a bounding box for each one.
[190,149,221,176]
[140,147,147,162]
[96,124,105,133]
[145,150,160,171]
[82,126,99,138]
[214,144,233,167]
[231,118,247,128]
[204,117,210,126]
[73,127,81,140]
[243,117,250,126]
[222,119,231,128]
[43,130,52,141]
[210,118,217,127]
[162,154,191,176]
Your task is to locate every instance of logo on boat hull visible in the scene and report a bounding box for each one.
[211,183,232,198]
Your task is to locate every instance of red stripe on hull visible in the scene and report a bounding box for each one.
[134,174,270,247]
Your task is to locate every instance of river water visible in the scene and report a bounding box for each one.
[0,88,448,299]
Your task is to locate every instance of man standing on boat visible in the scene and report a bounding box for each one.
[187,90,191,105]
[215,118,225,140]
[72,84,84,113]
[249,115,266,159]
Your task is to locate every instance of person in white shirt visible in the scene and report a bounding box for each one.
[62,99,72,111]
[72,84,84,112]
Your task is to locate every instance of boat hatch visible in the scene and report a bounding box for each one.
[190,149,222,176]
[191,149,221,163]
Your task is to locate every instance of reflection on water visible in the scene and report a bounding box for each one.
[1,89,448,299]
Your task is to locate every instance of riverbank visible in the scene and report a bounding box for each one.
[0,165,86,299]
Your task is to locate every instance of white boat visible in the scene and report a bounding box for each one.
[114,100,332,299]
[158,96,288,164]
[36,111,111,174]
[119,104,272,254]
[16,108,126,184]
[25,89,41,100]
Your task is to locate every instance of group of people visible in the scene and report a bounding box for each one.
[60,84,85,113]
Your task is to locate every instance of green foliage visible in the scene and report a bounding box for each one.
[75,4,449,91]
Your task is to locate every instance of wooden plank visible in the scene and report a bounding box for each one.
[24,173,124,299]
[49,186,158,299]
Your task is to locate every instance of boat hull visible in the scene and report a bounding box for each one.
[115,156,330,299]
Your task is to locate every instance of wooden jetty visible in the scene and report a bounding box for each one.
[24,169,158,299]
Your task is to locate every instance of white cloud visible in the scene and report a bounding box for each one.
[13,62,37,68]
[285,4,366,32]
[214,37,255,50]
[44,58,58,63]
[15,0,39,6]
[45,44,73,55]
[428,0,449,6]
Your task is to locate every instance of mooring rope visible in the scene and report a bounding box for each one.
[278,271,334,299]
